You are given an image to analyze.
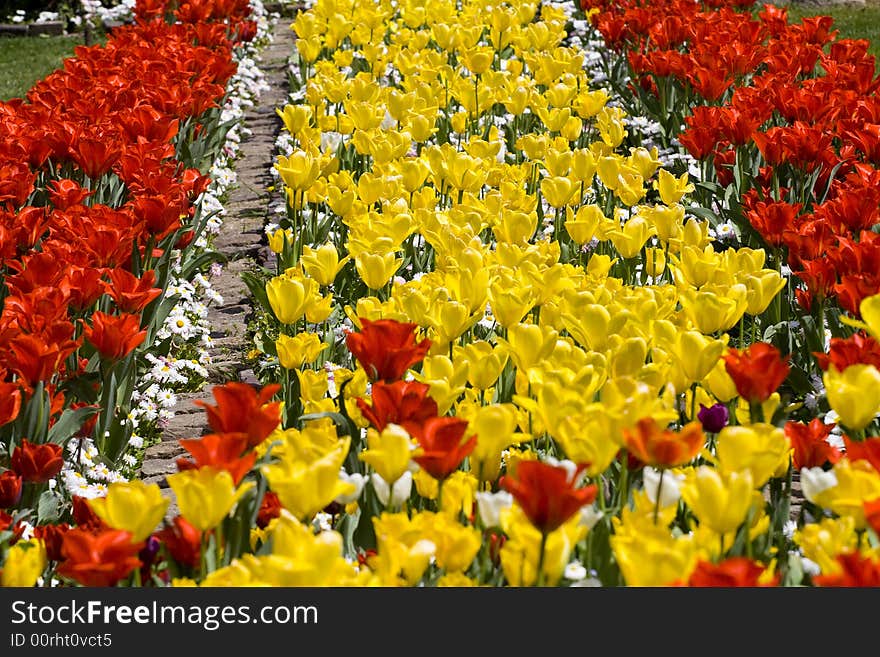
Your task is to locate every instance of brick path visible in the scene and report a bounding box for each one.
[139,16,295,513]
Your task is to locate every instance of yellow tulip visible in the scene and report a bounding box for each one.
[794,516,858,575]
[823,364,880,431]
[262,438,353,522]
[267,227,293,254]
[609,215,653,259]
[654,169,694,205]
[305,293,334,324]
[266,274,315,325]
[459,341,509,391]
[498,323,558,372]
[168,467,254,531]
[468,404,521,482]
[703,357,739,402]
[572,88,609,119]
[275,332,327,369]
[275,151,320,191]
[540,175,577,208]
[425,512,481,573]
[89,480,169,542]
[359,424,414,486]
[641,203,684,243]
[371,512,436,586]
[715,424,791,488]
[301,243,350,287]
[680,466,755,535]
[812,460,880,529]
[499,505,587,586]
[597,106,626,147]
[355,251,402,290]
[564,204,604,245]
[1,539,46,587]
[276,103,312,135]
[611,526,697,586]
[488,275,535,328]
[743,271,786,316]
[296,368,328,402]
[678,285,748,334]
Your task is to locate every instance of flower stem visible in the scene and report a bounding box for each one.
[653,470,664,525]
[535,531,548,587]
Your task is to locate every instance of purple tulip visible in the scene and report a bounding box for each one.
[697,403,729,433]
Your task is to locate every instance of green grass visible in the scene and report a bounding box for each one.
[786,2,880,57]
[0,34,80,101]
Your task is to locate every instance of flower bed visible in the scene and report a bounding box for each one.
[0,0,273,584]
[4,0,880,588]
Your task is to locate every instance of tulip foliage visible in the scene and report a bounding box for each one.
[5,0,880,588]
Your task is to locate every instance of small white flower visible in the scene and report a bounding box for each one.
[313,512,333,532]
[564,562,587,581]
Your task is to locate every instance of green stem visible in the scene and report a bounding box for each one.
[535,531,548,587]
[653,469,664,525]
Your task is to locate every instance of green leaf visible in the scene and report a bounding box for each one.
[685,206,719,224]
[179,249,228,281]
[337,508,361,561]
[37,490,60,524]
[242,270,273,315]
[48,405,101,445]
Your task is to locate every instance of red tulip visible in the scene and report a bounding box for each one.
[177,432,255,485]
[0,510,25,542]
[500,460,597,535]
[686,558,779,587]
[843,436,880,474]
[72,136,121,181]
[0,470,22,507]
[623,418,705,468]
[723,342,790,403]
[83,311,147,361]
[10,439,63,483]
[65,266,108,312]
[47,178,92,210]
[155,517,202,569]
[815,333,880,373]
[864,498,880,538]
[356,380,438,435]
[33,523,71,561]
[194,382,281,449]
[257,491,282,529]
[784,419,841,470]
[814,553,880,587]
[0,382,21,427]
[345,318,431,382]
[411,416,477,482]
[72,495,109,532]
[105,268,163,313]
[57,528,143,587]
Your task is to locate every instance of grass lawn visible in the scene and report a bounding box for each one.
[0,34,80,101]
[786,2,880,57]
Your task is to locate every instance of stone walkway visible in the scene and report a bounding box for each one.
[139,16,295,512]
